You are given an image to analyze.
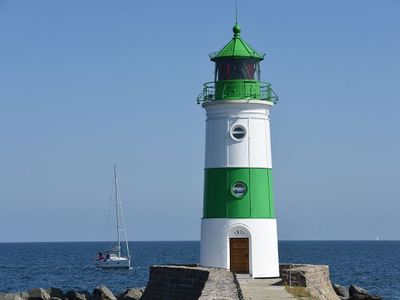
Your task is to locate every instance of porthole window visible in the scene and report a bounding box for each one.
[231,181,247,198]
[230,125,246,141]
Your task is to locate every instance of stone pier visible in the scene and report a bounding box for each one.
[140,264,339,300]
[140,265,243,300]
[280,264,339,300]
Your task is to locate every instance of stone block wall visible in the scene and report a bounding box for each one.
[141,265,242,300]
[280,264,339,300]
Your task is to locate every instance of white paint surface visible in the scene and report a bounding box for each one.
[203,100,274,169]
[200,218,280,278]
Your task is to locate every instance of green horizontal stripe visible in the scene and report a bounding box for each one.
[203,168,275,218]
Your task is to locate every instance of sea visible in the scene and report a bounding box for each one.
[0,241,398,299]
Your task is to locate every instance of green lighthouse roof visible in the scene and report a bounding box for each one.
[209,23,265,61]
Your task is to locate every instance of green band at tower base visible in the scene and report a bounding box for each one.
[203,168,275,219]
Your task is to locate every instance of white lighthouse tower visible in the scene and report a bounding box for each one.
[197,22,280,278]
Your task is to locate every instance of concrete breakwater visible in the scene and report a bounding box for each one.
[280,264,339,299]
[279,264,382,300]
[141,265,242,299]
[140,264,381,300]
[0,264,382,300]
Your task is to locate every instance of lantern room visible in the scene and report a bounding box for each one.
[197,23,278,103]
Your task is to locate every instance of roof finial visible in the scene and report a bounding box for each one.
[233,0,241,38]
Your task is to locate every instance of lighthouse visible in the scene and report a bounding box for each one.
[197,22,279,278]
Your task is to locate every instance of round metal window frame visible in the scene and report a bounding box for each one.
[230,181,248,199]
[230,124,247,142]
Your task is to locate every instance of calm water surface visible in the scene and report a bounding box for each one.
[0,241,398,299]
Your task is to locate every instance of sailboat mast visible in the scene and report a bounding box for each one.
[114,165,121,257]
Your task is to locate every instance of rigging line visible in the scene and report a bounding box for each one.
[118,197,131,260]
[104,195,112,239]
[114,164,121,257]
[108,179,115,247]
[103,179,114,246]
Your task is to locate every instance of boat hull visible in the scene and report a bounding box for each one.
[95,257,130,269]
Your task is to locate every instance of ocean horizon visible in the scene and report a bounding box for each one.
[2,239,397,243]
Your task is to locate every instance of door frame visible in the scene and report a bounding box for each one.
[227,225,252,275]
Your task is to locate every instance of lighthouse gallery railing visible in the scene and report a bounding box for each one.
[197,81,279,104]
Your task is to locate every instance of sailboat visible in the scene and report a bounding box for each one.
[95,165,131,268]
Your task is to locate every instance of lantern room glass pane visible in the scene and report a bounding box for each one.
[215,59,260,81]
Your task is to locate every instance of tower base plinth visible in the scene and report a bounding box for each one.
[200,218,279,278]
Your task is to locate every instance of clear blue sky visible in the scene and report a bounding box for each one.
[0,0,399,242]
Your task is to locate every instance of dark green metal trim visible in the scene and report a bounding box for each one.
[209,23,264,61]
[197,81,278,103]
[215,80,260,100]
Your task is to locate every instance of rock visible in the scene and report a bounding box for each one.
[349,285,382,300]
[64,291,90,300]
[77,291,91,300]
[45,289,63,300]
[332,283,350,298]
[29,289,51,300]
[0,292,29,300]
[118,288,143,300]
[349,285,371,297]
[92,286,116,300]
[349,296,382,300]
[19,293,29,300]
